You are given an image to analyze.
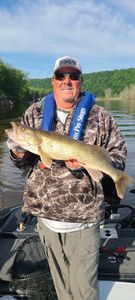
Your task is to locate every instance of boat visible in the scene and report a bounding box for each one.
[0,194,135,300]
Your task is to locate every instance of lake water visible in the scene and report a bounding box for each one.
[0,99,135,217]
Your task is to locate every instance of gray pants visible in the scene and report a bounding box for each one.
[38,219,100,300]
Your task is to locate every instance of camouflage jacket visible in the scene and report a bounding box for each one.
[10,98,127,223]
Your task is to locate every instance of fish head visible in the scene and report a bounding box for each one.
[5,122,40,149]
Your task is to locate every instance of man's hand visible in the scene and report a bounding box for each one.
[11,148,25,159]
[7,139,25,159]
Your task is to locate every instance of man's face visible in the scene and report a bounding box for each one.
[52,67,83,110]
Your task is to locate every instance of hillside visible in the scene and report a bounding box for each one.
[28,68,135,99]
[1,60,135,102]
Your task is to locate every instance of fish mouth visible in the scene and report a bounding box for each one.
[10,121,18,129]
[10,121,24,133]
[5,122,39,147]
[5,121,20,139]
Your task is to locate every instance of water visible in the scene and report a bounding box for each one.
[0,99,135,216]
[0,102,29,214]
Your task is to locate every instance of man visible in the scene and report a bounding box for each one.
[8,56,127,300]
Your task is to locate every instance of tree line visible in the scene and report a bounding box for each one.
[1,58,135,103]
[29,68,135,100]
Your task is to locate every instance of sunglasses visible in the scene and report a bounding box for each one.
[54,72,81,81]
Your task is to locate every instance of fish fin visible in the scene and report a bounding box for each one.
[38,149,52,168]
[115,172,135,199]
[84,168,103,181]
[115,177,125,199]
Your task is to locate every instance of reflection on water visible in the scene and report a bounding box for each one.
[98,98,135,117]
[0,99,135,214]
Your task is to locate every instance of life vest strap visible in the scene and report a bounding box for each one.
[41,91,96,140]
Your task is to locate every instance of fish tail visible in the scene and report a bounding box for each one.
[115,171,135,199]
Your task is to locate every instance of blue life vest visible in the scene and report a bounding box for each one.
[41,91,96,140]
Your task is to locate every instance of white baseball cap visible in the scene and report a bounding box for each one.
[53,56,82,73]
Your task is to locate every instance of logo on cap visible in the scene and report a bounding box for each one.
[53,56,82,73]
[59,58,76,67]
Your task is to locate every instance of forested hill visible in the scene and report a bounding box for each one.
[29,68,135,99]
[1,59,135,102]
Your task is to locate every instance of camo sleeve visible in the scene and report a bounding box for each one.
[91,105,127,171]
[21,100,43,128]
[9,100,43,168]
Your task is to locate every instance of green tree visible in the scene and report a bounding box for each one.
[0,59,28,102]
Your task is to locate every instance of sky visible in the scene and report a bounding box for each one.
[0,0,135,79]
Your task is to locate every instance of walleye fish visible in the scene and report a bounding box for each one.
[5,122,134,199]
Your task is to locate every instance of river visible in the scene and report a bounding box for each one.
[0,99,135,217]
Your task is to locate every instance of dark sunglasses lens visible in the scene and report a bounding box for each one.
[70,73,80,80]
[55,73,64,80]
[54,72,80,81]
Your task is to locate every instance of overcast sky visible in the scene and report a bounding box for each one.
[0,0,135,78]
